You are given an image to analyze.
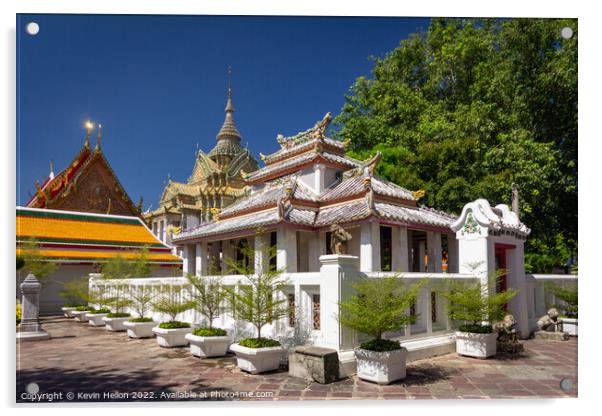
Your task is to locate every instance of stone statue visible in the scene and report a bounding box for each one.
[493,314,524,353]
[330,223,352,255]
[537,308,564,332]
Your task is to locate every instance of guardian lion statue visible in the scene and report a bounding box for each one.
[537,308,564,332]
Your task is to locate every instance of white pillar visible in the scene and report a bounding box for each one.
[254,234,269,275]
[195,242,208,276]
[426,231,442,273]
[221,240,234,273]
[277,227,298,273]
[314,164,325,194]
[307,233,320,272]
[447,234,459,273]
[507,241,529,339]
[360,221,380,272]
[182,244,194,276]
[392,226,409,272]
[318,254,360,351]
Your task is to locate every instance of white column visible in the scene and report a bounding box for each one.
[221,240,234,273]
[418,240,426,272]
[360,221,380,272]
[254,234,268,275]
[426,231,443,273]
[392,225,409,272]
[318,254,360,351]
[307,232,320,272]
[277,227,298,273]
[195,242,208,276]
[182,244,194,276]
[314,164,325,194]
[447,234,459,273]
[507,241,529,339]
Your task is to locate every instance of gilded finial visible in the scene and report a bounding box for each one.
[259,152,266,161]
[49,160,55,180]
[95,123,102,152]
[84,120,94,148]
[412,189,426,200]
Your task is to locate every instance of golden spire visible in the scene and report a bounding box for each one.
[84,120,94,148]
[49,160,55,180]
[95,123,102,152]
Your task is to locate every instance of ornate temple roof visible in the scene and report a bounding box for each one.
[26,125,141,217]
[208,75,243,159]
[172,114,456,242]
[16,206,181,264]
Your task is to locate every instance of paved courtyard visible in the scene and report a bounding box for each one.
[16,316,577,402]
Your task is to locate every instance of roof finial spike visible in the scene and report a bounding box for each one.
[84,120,93,148]
[95,123,102,152]
[49,160,55,180]
[225,66,234,113]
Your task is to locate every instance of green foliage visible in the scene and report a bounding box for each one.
[223,234,289,339]
[16,256,25,270]
[105,284,133,314]
[549,282,578,318]
[192,327,227,337]
[16,303,21,326]
[441,269,517,328]
[151,283,194,323]
[158,321,191,329]
[359,338,402,352]
[238,337,281,348]
[88,308,111,314]
[58,278,88,306]
[459,324,493,334]
[19,239,57,280]
[334,18,577,265]
[106,312,131,318]
[100,247,155,279]
[63,303,82,308]
[75,305,91,311]
[338,276,425,340]
[86,284,115,310]
[127,284,157,319]
[128,317,154,323]
[186,274,228,329]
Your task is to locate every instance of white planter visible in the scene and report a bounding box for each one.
[71,310,91,322]
[87,313,109,327]
[123,320,157,339]
[185,333,232,358]
[61,307,77,318]
[152,326,192,347]
[563,318,578,336]
[354,347,408,385]
[102,316,131,332]
[230,343,285,374]
[455,331,497,358]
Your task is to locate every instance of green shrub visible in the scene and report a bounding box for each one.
[158,321,190,329]
[128,317,154,323]
[106,312,131,318]
[75,305,91,311]
[550,282,578,318]
[238,337,281,348]
[192,327,227,337]
[64,303,81,308]
[88,308,111,314]
[459,324,493,334]
[359,338,402,352]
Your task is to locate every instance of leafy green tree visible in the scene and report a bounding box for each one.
[338,277,424,347]
[151,283,194,323]
[334,18,577,270]
[223,234,288,340]
[106,283,133,314]
[58,278,88,307]
[128,284,157,319]
[19,239,57,280]
[100,247,155,279]
[186,274,228,329]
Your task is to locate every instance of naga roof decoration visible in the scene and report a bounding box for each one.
[16,207,181,264]
[173,114,457,242]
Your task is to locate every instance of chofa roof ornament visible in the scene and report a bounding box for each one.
[451,198,531,238]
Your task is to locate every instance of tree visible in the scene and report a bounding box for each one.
[186,274,228,329]
[441,270,517,332]
[100,247,155,279]
[19,238,57,280]
[223,233,289,340]
[334,18,577,270]
[338,277,425,346]
[549,282,578,318]
[128,284,157,319]
[151,283,194,323]
[58,278,88,307]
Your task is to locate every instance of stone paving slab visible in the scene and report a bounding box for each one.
[16,317,577,402]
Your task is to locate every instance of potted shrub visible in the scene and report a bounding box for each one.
[123,284,159,338]
[58,278,88,318]
[151,283,194,347]
[85,283,114,326]
[72,305,93,322]
[339,276,424,384]
[103,284,133,332]
[441,271,517,359]
[551,282,578,336]
[225,240,288,374]
[184,274,231,358]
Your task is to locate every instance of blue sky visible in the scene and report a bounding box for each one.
[16,14,430,210]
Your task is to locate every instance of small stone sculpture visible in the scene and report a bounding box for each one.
[493,314,524,353]
[330,223,352,255]
[537,308,564,332]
